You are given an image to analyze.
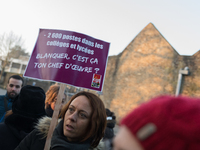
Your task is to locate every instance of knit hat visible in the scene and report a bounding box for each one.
[120,95,200,150]
[12,85,46,119]
[106,108,116,120]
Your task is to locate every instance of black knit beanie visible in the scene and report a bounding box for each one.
[12,85,46,119]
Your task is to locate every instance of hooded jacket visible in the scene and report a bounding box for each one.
[15,116,105,150]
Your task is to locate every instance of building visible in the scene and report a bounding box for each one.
[100,23,200,122]
[0,55,29,74]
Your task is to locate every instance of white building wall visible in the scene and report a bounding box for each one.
[0,56,29,74]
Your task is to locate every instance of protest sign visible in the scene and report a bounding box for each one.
[24,29,110,92]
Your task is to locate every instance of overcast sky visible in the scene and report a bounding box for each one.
[0,0,199,56]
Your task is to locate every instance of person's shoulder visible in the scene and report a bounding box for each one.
[34,116,62,139]
[34,116,52,138]
[0,95,5,103]
[0,94,5,99]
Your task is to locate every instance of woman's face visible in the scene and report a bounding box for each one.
[63,95,92,141]
[50,94,66,110]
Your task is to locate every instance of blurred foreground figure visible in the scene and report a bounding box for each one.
[113,95,200,150]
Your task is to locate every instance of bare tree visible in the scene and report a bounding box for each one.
[0,31,27,80]
[10,45,29,58]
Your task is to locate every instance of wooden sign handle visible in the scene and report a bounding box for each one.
[44,83,66,150]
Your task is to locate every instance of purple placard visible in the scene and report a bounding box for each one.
[24,29,110,92]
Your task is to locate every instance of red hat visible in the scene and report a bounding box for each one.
[120,95,200,150]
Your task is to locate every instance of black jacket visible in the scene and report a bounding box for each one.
[15,116,52,150]
[0,113,38,150]
[45,105,54,117]
[104,121,115,140]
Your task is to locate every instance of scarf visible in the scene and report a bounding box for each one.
[50,120,92,150]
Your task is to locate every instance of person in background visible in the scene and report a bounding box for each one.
[0,74,24,123]
[103,108,116,150]
[45,84,66,117]
[15,91,107,150]
[0,85,46,150]
[113,95,200,150]
[104,108,116,140]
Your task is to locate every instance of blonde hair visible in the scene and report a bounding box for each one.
[45,84,60,109]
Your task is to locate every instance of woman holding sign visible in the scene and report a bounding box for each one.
[15,91,107,150]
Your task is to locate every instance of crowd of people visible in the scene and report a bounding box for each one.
[0,74,200,150]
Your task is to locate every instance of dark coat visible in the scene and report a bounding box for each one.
[15,116,51,150]
[104,121,115,140]
[0,94,14,123]
[104,108,116,140]
[14,128,46,150]
[103,120,116,150]
[0,113,38,150]
[45,105,54,117]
